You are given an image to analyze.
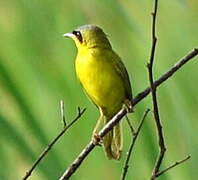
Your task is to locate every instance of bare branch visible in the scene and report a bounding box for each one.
[146,0,167,179]
[156,155,191,177]
[133,48,198,106]
[59,48,198,180]
[22,107,86,180]
[121,109,150,180]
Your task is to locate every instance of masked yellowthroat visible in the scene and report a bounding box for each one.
[64,25,132,160]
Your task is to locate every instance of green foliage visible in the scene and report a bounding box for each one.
[0,0,197,179]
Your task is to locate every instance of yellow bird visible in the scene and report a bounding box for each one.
[64,25,132,160]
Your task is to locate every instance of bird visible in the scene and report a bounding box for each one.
[64,24,132,160]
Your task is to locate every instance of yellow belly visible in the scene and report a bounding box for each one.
[75,48,125,116]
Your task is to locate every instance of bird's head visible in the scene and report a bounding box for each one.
[64,24,112,50]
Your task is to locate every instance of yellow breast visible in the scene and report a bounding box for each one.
[75,47,125,116]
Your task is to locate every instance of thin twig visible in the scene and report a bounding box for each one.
[22,107,86,180]
[133,48,198,105]
[156,155,191,177]
[60,100,67,127]
[125,115,135,135]
[147,0,167,179]
[59,48,198,180]
[121,109,150,180]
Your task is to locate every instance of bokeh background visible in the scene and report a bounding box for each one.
[0,0,197,179]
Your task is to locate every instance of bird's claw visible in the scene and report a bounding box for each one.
[93,133,103,146]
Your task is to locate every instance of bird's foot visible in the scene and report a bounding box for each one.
[92,133,103,146]
[124,99,134,113]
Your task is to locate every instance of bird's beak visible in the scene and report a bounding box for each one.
[63,32,75,38]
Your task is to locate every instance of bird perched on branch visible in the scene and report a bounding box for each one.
[64,25,133,160]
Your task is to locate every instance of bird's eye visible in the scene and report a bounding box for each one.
[72,30,83,43]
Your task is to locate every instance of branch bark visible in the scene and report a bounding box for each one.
[146,0,167,179]
[59,48,198,180]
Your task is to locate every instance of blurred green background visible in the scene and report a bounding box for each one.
[0,0,197,179]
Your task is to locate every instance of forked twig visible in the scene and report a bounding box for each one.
[134,48,198,105]
[147,0,191,179]
[156,155,191,177]
[147,0,167,179]
[22,105,86,180]
[121,109,150,180]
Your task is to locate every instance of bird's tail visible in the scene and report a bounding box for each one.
[93,114,123,160]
